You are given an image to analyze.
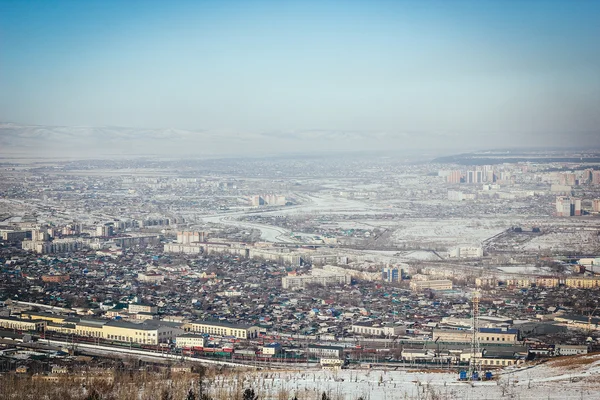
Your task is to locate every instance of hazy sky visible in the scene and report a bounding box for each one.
[1,0,599,153]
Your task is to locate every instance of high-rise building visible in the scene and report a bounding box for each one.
[177,231,205,244]
[249,194,286,207]
[593,199,600,213]
[96,224,114,237]
[572,198,582,216]
[476,171,483,184]
[467,171,475,184]
[466,170,484,184]
[31,229,49,242]
[249,195,263,206]
[446,170,462,184]
[556,197,571,217]
[583,169,593,184]
[560,173,577,186]
[382,267,401,283]
[556,196,582,217]
[592,171,600,185]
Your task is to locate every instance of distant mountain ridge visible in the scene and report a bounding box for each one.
[0,123,249,157]
[0,123,419,157]
[0,123,198,144]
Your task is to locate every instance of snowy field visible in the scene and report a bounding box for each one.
[201,194,596,254]
[520,231,600,252]
[495,265,554,275]
[391,219,509,248]
[206,355,600,399]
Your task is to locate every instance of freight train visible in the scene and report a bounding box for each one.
[180,346,307,363]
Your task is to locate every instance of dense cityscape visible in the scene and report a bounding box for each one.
[1,150,600,398]
[2,0,600,398]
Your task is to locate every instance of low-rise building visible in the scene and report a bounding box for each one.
[163,243,203,254]
[128,303,158,314]
[554,344,588,356]
[20,311,68,324]
[433,328,519,344]
[449,247,483,258]
[175,333,206,349]
[320,358,343,370]
[41,274,70,283]
[307,344,343,359]
[282,268,351,289]
[351,321,406,336]
[185,320,259,339]
[402,349,435,361]
[535,277,560,288]
[0,316,46,331]
[44,317,184,344]
[554,314,600,330]
[410,279,453,292]
[103,320,181,344]
[137,273,165,284]
[564,278,600,289]
[262,343,282,355]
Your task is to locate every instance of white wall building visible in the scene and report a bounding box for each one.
[449,247,483,258]
[282,268,351,289]
[175,334,206,349]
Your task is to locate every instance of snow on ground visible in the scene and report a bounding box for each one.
[495,265,552,275]
[332,221,403,230]
[391,218,509,248]
[207,356,600,399]
[399,251,443,261]
[520,231,600,252]
[200,194,594,253]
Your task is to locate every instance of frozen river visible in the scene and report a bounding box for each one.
[201,212,297,243]
[199,194,373,243]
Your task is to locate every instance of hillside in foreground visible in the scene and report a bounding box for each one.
[3,355,600,400]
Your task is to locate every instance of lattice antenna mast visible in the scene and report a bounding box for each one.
[469,290,482,378]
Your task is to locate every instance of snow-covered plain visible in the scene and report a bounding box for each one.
[391,219,509,248]
[207,355,600,399]
[520,231,600,252]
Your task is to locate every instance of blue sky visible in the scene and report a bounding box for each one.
[1,0,599,153]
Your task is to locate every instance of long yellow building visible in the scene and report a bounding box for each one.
[0,316,46,331]
[31,315,184,345]
[565,278,600,288]
[19,311,68,324]
[185,321,259,339]
[433,328,519,344]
